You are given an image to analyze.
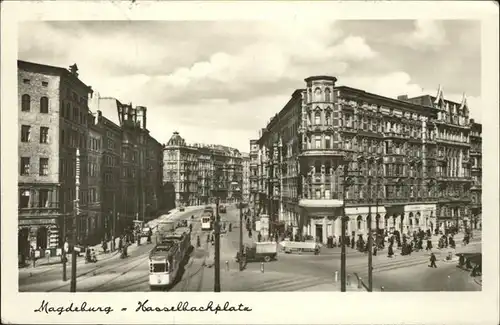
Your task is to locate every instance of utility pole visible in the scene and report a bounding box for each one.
[111,193,116,252]
[142,190,146,222]
[214,197,221,292]
[341,163,348,292]
[239,193,243,271]
[70,148,80,293]
[62,200,67,282]
[367,178,373,292]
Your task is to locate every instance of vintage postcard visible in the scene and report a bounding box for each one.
[1,1,498,324]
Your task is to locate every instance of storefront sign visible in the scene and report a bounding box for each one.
[404,204,436,212]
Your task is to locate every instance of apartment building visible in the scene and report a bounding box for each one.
[255,75,482,244]
[18,60,94,256]
[163,132,244,208]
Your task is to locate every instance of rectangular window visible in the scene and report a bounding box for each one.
[316,189,321,199]
[23,79,30,84]
[19,189,30,208]
[21,125,31,142]
[39,158,49,176]
[325,189,330,199]
[39,189,49,208]
[40,127,49,143]
[315,136,321,149]
[42,81,48,87]
[20,157,30,175]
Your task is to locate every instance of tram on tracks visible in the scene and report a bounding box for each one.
[148,226,191,290]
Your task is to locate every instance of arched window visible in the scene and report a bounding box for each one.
[40,97,49,113]
[325,88,331,102]
[315,112,321,125]
[314,88,322,101]
[21,94,31,111]
[325,112,331,125]
[357,216,363,230]
[325,135,331,149]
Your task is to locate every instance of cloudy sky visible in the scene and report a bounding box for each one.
[19,20,481,152]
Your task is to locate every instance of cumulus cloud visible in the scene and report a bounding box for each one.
[399,20,449,51]
[18,20,480,151]
[341,71,481,122]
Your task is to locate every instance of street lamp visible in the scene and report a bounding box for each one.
[231,181,244,271]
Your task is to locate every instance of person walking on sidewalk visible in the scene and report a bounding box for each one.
[429,252,437,268]
[102,239,108,254]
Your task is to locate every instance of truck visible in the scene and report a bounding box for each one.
[235,241,277,263]
[279,240,321,255]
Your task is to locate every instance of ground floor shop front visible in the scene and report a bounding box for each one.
[277,200,444,244]
[18,210,105,259]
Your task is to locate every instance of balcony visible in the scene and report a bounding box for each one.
[383,131,408,140]
[471,166,482,173]
[471,182,482,190]
[299,149,344,158]
[470,149,481,156]
[435,138,470,147]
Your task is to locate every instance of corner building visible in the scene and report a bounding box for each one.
[256,76,481,244]
[18,60,94,255]
[163,132,243,208]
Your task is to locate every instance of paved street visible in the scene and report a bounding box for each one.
[18,206,208,292]
[19,204,482,292]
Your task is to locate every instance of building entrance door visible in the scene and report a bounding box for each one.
[315,224,323,243]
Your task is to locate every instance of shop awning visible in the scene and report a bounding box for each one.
[299,199,343,208]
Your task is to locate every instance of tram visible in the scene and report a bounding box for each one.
[148,227,191,290]
[201,214,213,231]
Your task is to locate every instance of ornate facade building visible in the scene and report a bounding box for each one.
[255,75,482,244]
[163,132,244,209]
[249,139,259,212]
[469,121,482,229]
[242,153,250,203]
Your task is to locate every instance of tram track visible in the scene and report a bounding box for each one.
[46,251,152,292]
[88,254,151,292]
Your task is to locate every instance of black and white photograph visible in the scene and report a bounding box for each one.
[1,1,499,324]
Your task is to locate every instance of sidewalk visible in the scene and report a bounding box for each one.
[21,236,149,272]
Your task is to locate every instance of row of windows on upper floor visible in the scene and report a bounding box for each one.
[21,95,49,113]
[306,87,333,103]
[21,78,88,102]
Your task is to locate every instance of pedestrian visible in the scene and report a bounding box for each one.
[147,229,152,243]
[429,252,437,268]
[387,244,394,258]
[102,239,108,254]
[257,232,262,242]
[350,237,355,249]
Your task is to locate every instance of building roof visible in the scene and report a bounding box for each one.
[18,60,93,93]
[166,131,186,146]
[304,75,338,83]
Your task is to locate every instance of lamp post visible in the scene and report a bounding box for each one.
[232,181,244,271]
[367,178,373,292]
[214,196,221,292]
[340,163,350,292]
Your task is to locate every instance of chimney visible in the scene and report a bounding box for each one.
[397,95,408,101]
[69,64,79,77]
